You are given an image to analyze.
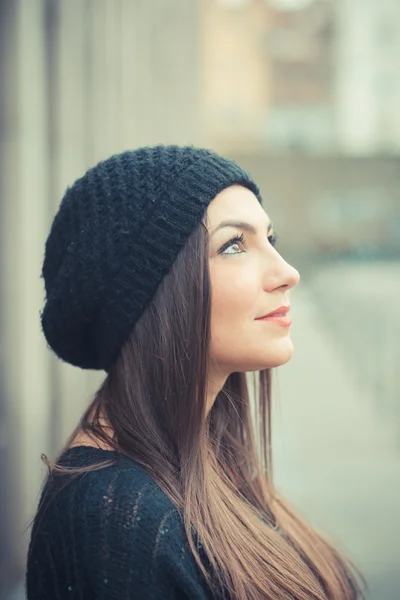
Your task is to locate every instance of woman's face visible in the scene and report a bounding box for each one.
[207,184,300,381]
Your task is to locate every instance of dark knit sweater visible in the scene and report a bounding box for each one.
[26,446,216,600]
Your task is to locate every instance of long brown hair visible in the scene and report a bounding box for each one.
[44,220,367,600]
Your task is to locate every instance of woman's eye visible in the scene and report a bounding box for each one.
[224,242,244,254]
[217,231,278,255]
[218,233,246,255]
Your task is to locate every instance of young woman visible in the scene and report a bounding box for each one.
[26,146,366,599]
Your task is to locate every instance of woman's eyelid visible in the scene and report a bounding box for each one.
[220,232,245,253]
[234,228,277,246]
[218,228,277,254]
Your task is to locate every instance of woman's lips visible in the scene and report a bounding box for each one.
[256,314,292,327]
[255,307,292,327]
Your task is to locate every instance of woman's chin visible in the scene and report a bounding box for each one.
[267,352,294,368]
[227,348,294,373]
[216,339,295,373]
[252,339,295,370]
[269,339,295,367]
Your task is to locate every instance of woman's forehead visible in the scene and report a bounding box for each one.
[205,185,269,230]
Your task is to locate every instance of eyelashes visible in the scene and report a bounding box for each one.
[218,232,245,254]
[268,232,278,247]
[217,231,278,255]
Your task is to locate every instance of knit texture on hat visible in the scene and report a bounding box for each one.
[41,145,262,371]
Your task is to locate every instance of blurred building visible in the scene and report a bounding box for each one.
[201,0,270,151]
[263,0,334,151]
[203,0,400,155]
[334,0,400,154]
[201,0,335,152]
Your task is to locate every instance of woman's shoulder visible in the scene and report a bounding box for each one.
[27,447,214,599]
[40,445,180,523]
[55,445,162,488]
[30,446,190,578]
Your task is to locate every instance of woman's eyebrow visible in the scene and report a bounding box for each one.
[210,219,274,237]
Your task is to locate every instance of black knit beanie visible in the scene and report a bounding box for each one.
[41,145,262,371]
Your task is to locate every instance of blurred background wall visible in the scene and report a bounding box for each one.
[0,1,399,598]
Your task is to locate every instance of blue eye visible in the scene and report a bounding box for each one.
[218,233,245,255]
[217,231,278,255]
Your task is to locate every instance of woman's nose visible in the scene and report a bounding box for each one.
[265,254,300,291]
[285,261,300,289]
